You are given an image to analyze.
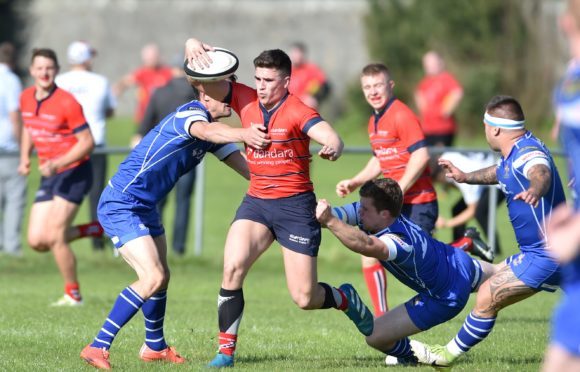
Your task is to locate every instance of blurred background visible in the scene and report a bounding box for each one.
[0,0,570,140]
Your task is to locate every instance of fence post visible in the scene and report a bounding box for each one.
[194,159,206,256]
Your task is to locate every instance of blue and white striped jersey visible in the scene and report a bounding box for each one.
[496,131,566,256]
[109,100,238,204]
[333,202,480,300]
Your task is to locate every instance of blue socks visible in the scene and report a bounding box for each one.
[91,287,144,349]
[447,312,496,356]
[142,289,168,351]
[385,337,413,358]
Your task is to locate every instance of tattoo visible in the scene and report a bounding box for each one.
[527,164,551,198]
[465,165,498,185]
[477,265,537,316]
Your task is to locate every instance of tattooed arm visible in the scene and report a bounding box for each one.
[439,159,498,185]
[514,164,551,207]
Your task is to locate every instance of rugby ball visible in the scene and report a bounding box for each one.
[184,47,239,82]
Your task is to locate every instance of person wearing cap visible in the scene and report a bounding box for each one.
[403,95,567,368]
[56,41,116,251]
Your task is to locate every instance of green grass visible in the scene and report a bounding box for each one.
[0,116,565,371]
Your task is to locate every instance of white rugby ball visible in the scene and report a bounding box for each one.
[184,47,239,82]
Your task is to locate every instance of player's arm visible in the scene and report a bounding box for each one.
[306,121,344,161]
[18,127,33,176]
[336,156,381,197]
[398,146,429,193]
[112,73,135,97]
[41,127,95,177]
[439,158,498,185]
[438,202,477,229]
[316,199,389,260]
[514,163,552,207]
[189,120,269,149]
[222,150,250,180]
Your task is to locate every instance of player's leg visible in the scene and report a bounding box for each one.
[282,248,373,336]
[82,235,169,368]
[208,219,274,367]
[361,255,388,316]
[426,263,537,367]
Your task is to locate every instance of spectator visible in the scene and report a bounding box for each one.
[288,42,330,109]
[56,41,116,251]
[114,43,172,126]
[137,56,199,256]
[0,41,26,257]
[414,51,463,147]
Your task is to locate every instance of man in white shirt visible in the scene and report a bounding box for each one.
[56,41,116,250]
[0,42,26,256]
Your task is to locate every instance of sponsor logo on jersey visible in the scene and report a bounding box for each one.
[513,150,548,169]
[374,147,398,156]
[270,128,288,134]
[247,148,294,159]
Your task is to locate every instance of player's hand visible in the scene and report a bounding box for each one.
[184,38,215,69]
[514,188,540,208]
[39,160,57,177]
[318,145,339,161]
[316,199,333,226]
[244,124,270,149]
[438,159,467,183]
[546,204,580,263]
[336,179,357,198]
[18,160,30,176]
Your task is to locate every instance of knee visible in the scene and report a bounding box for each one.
[291,290,317,310]
[141,268,170,297]
[27,233,50,252]
[222,262,247,288]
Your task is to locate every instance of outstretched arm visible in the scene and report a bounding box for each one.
[306,121,344,161]
[189,121,270,149]
[316,199,389,260]
[336,156,381,197]
[397,146,429,193]
[439,158,498,185]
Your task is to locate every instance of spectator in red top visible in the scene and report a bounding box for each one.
[114,43,173,126]
[288,42,330,109]
[19,48,102,306]
[414,51,463,147]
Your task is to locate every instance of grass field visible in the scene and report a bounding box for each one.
[0,117,566,371]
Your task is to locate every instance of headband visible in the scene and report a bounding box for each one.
[483,112,525,130]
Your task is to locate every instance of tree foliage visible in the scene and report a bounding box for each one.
[338,0,552,134]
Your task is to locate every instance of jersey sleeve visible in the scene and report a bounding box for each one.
[394,108,427,153]
[512,145,551,180]
[377,233,413,262]
[64,95,89,132]
[297,103,323,133]
[230,82,257,117]
[175,102,211,138]
[332,202,360,226]
[209,143,240,161]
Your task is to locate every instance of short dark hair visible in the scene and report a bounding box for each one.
[361,63,391,80]
[485,95,525,121]
[359,178,403,218]
[253,49,292,77]
[31,48,59,69]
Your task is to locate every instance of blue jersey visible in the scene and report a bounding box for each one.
[333,202,480,301]
[554,60,580,130]
[109,100,238,204]
[496,131,566,256]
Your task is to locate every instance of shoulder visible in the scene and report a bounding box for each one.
[175,100,209,120]
[391,100,419,122]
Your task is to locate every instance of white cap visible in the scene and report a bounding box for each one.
[67,41,95,65]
